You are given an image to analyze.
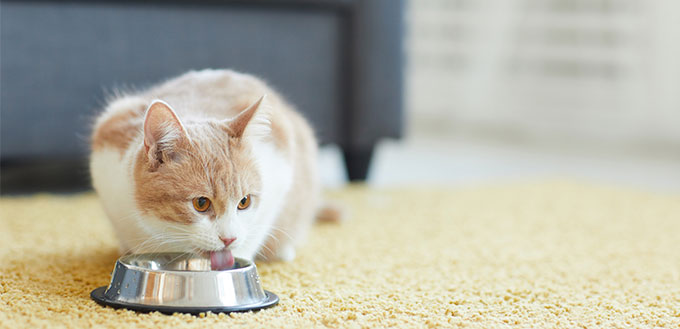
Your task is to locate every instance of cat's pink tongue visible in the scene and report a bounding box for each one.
[210,249,235,271]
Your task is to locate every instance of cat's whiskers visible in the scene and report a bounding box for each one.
[264,226,294,241]
[166,250,198,265]
[132,229,194,255]
[255,243,275,260]
[134,236,177,254]
[250,224,293,244]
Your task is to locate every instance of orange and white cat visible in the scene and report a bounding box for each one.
[90,69,326,269]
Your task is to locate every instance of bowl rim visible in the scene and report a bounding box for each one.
[117,252,253,273]
[90,286,279,315]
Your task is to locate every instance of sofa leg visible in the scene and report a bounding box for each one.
[342,146,374,182]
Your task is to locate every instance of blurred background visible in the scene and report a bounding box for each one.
[2,0,679,194]
[339,0,680,192]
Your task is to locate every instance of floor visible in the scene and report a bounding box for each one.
[319,135,680,194]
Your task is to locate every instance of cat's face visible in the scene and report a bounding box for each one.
[131,98,270,257]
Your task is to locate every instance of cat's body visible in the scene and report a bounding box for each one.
[90,69,321,266]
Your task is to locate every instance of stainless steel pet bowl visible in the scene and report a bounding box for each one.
[90,253,278,314]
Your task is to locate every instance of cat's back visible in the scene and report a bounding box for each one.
[91,69,295,153]
[145,69,279,119]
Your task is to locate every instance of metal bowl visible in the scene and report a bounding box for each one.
[90,253,278,314]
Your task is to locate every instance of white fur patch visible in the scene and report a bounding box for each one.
[90,147,146,253]
[231,139,293,260]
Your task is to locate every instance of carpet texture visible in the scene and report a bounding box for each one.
[1,182,679,328]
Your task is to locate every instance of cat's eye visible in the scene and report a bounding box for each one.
[237,195,251,210]
[192,197,211,212]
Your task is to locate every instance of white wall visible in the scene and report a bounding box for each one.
[406,0,680,149]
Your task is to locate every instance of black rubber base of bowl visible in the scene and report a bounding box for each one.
[90,286,279,315]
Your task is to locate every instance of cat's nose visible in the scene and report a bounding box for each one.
[220,237,236,247]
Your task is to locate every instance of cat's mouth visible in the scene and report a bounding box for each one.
[208,248,234,271]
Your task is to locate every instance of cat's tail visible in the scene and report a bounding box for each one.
[316,201,346,223]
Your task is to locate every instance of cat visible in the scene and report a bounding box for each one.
[90,69,335,269]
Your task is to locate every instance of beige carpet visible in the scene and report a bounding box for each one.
[1,182,679,328]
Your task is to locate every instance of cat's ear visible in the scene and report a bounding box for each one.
[225,95,271,139]
[143,100,188,169]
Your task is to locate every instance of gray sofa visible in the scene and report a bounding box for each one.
[1,0,404,193]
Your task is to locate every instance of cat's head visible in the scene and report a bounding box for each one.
[131,96,270,259]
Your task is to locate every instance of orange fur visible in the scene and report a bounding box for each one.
[91,102,146,153]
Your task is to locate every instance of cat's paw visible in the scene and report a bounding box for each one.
[276,244,296,262]
[316,201,347,223]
